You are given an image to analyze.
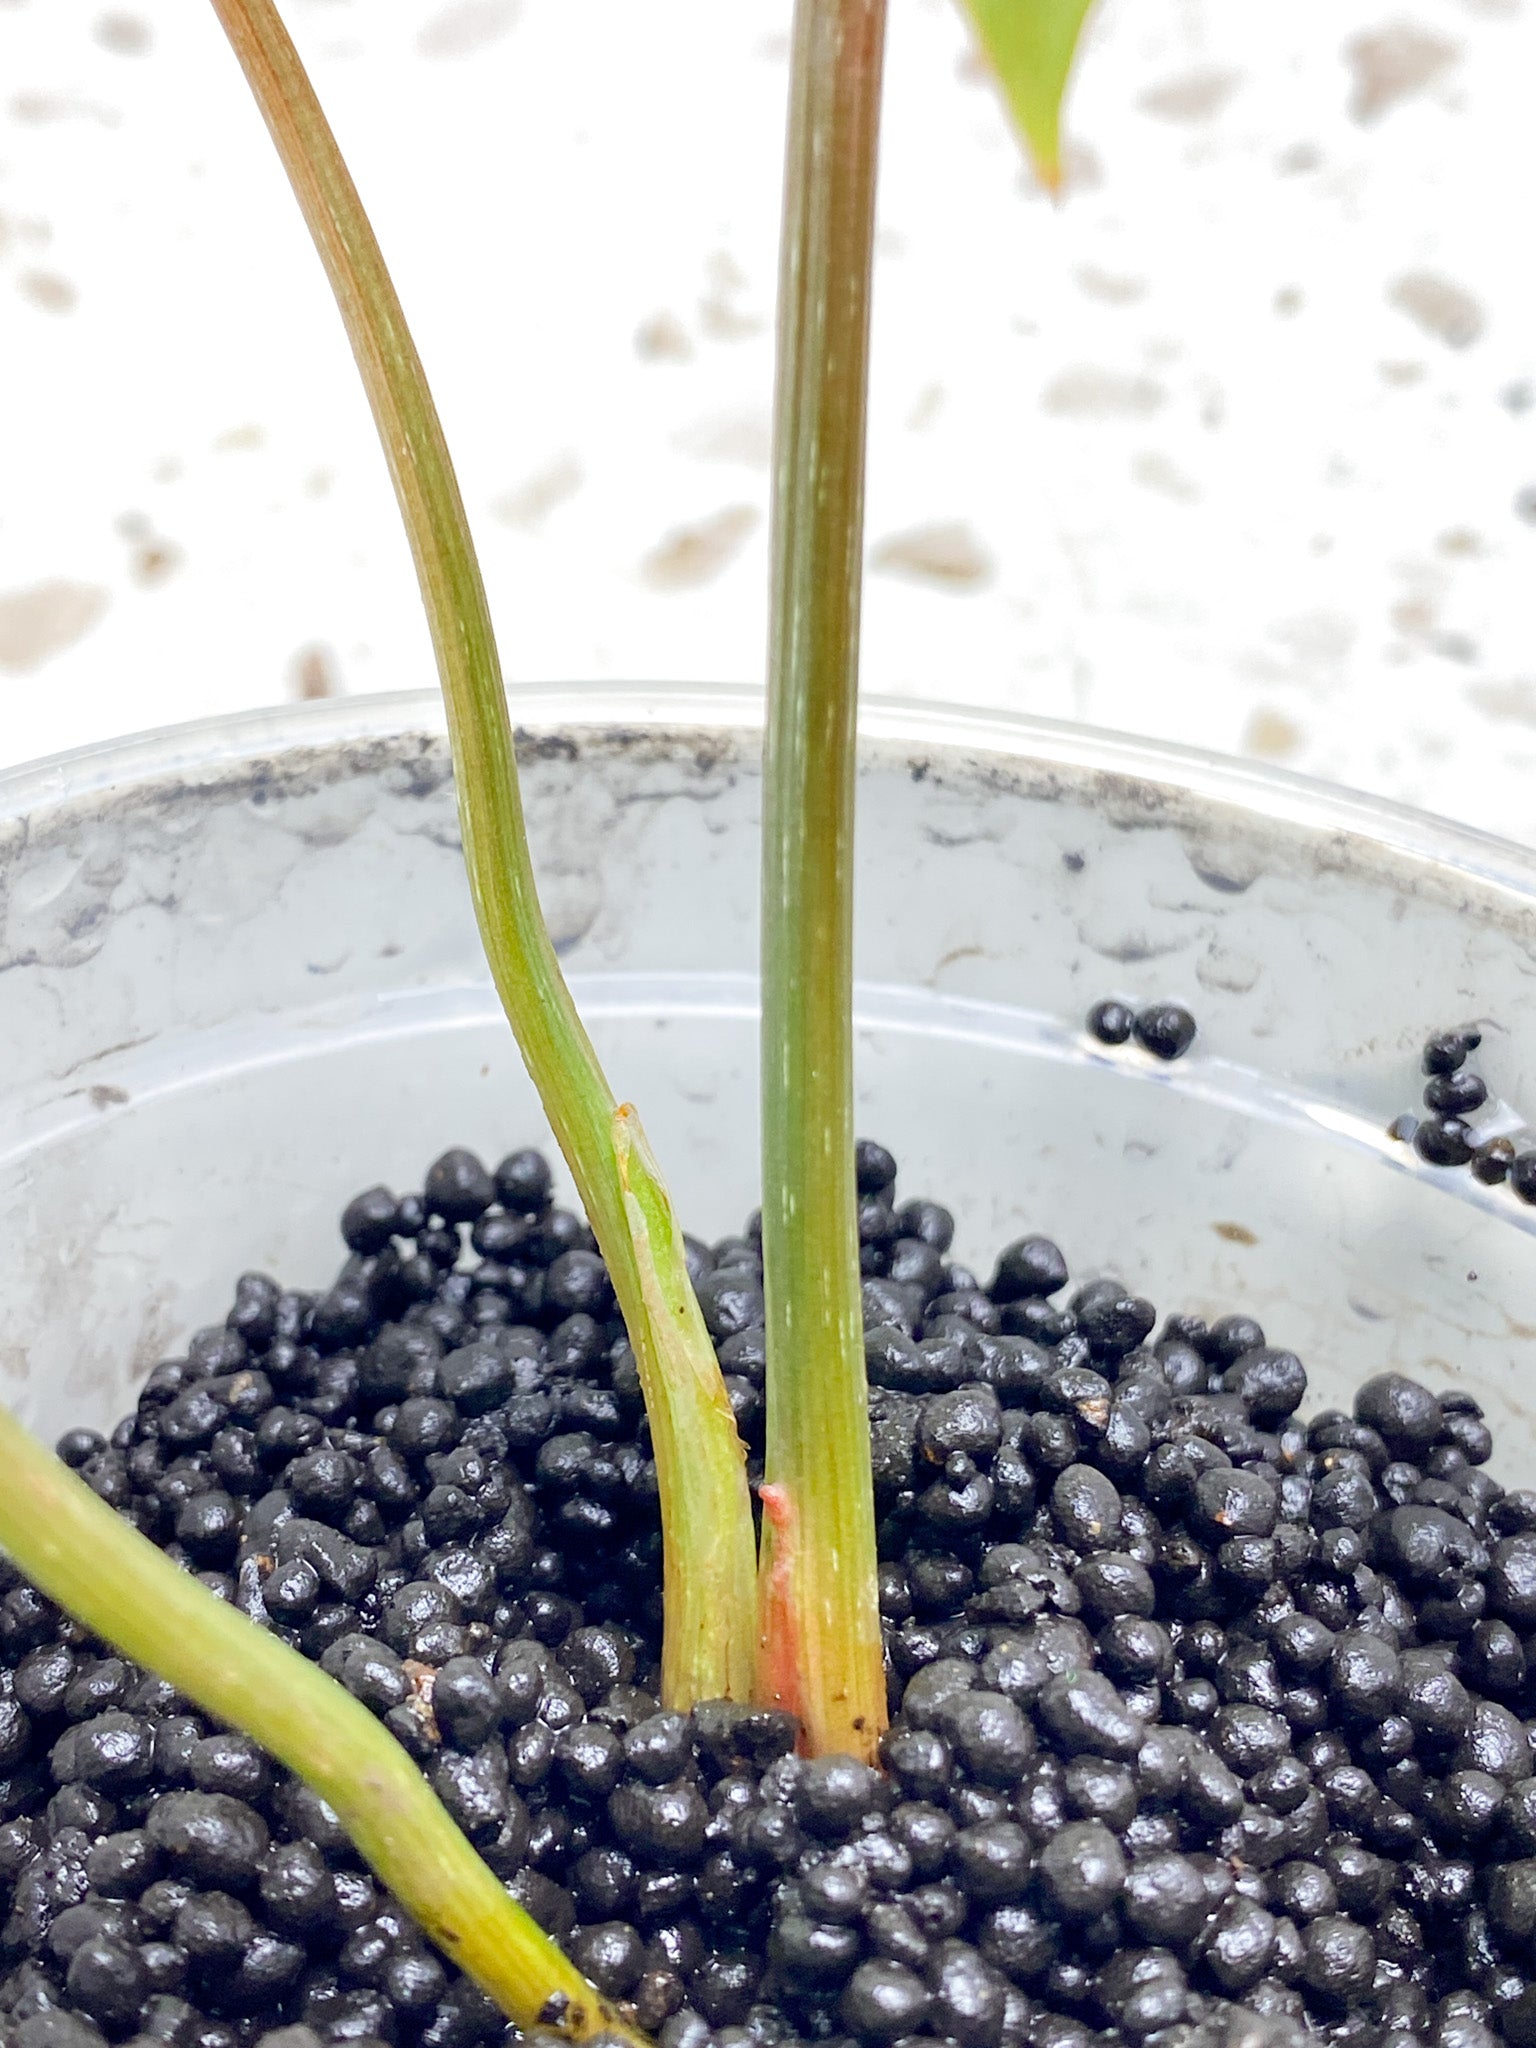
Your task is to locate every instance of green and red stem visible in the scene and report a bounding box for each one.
[758,0,889,1763]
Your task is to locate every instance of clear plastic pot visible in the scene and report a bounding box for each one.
[3,686,1534,1472]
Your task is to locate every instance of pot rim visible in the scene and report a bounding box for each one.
[5,683,1534,900]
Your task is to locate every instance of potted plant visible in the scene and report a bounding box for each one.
[0,8,1531,2048]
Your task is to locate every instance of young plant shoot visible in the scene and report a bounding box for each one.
[753,0,1097,1761]
[0,10,1100,2042]
[206,0,756,1717]
[754,0,1096,1757]
[757,0,890,1763]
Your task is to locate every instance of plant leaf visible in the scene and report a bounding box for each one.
[0,1405,646,2044]
[955,0,1096,193]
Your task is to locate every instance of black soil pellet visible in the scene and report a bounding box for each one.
[1414,1117,1476,1167]
[0,1140,1528,2048]
[1474,1138,1516,1186]
[1088,1002,1197,1062]
[1424,1070,1488,1118]
[1422,1028,1481,1076]
[1132,1003,1197,1062]
[1395,1028,1536,1203]
[1085,1002,1134,1048]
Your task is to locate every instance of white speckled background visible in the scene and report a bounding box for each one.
[1,0,1533,836]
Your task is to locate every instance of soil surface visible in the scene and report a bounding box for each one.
[0,1141,1528,2048]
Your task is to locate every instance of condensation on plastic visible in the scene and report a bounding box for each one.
[3,686,1534,1470]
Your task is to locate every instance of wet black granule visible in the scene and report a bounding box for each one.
[1415,1034,1488,1175]
[1131,1006,1197,1063]
[1086,1005,1134,1050]
[1086,1006,1197,1063]
[1471,1141,1515,1189]
[1394,1031,1532,1193]
[0,1148,1529,2048]
[1413,1121,1475,1169]
[1421,1032,1481,1080]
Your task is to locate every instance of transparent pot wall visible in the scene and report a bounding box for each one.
[3,688,1534,1470]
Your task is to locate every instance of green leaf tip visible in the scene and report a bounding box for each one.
[955,0,1097,193]
[0,1403,649,2046]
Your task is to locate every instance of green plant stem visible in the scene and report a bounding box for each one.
[758,0,888,1764]
[206,0,756,1710]
[0,1408,645,2046]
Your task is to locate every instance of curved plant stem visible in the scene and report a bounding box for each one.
[614,1106,759,1694]
[0,1407,647,2045]
[205,0,756,1710]
[758,0,889,1763]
